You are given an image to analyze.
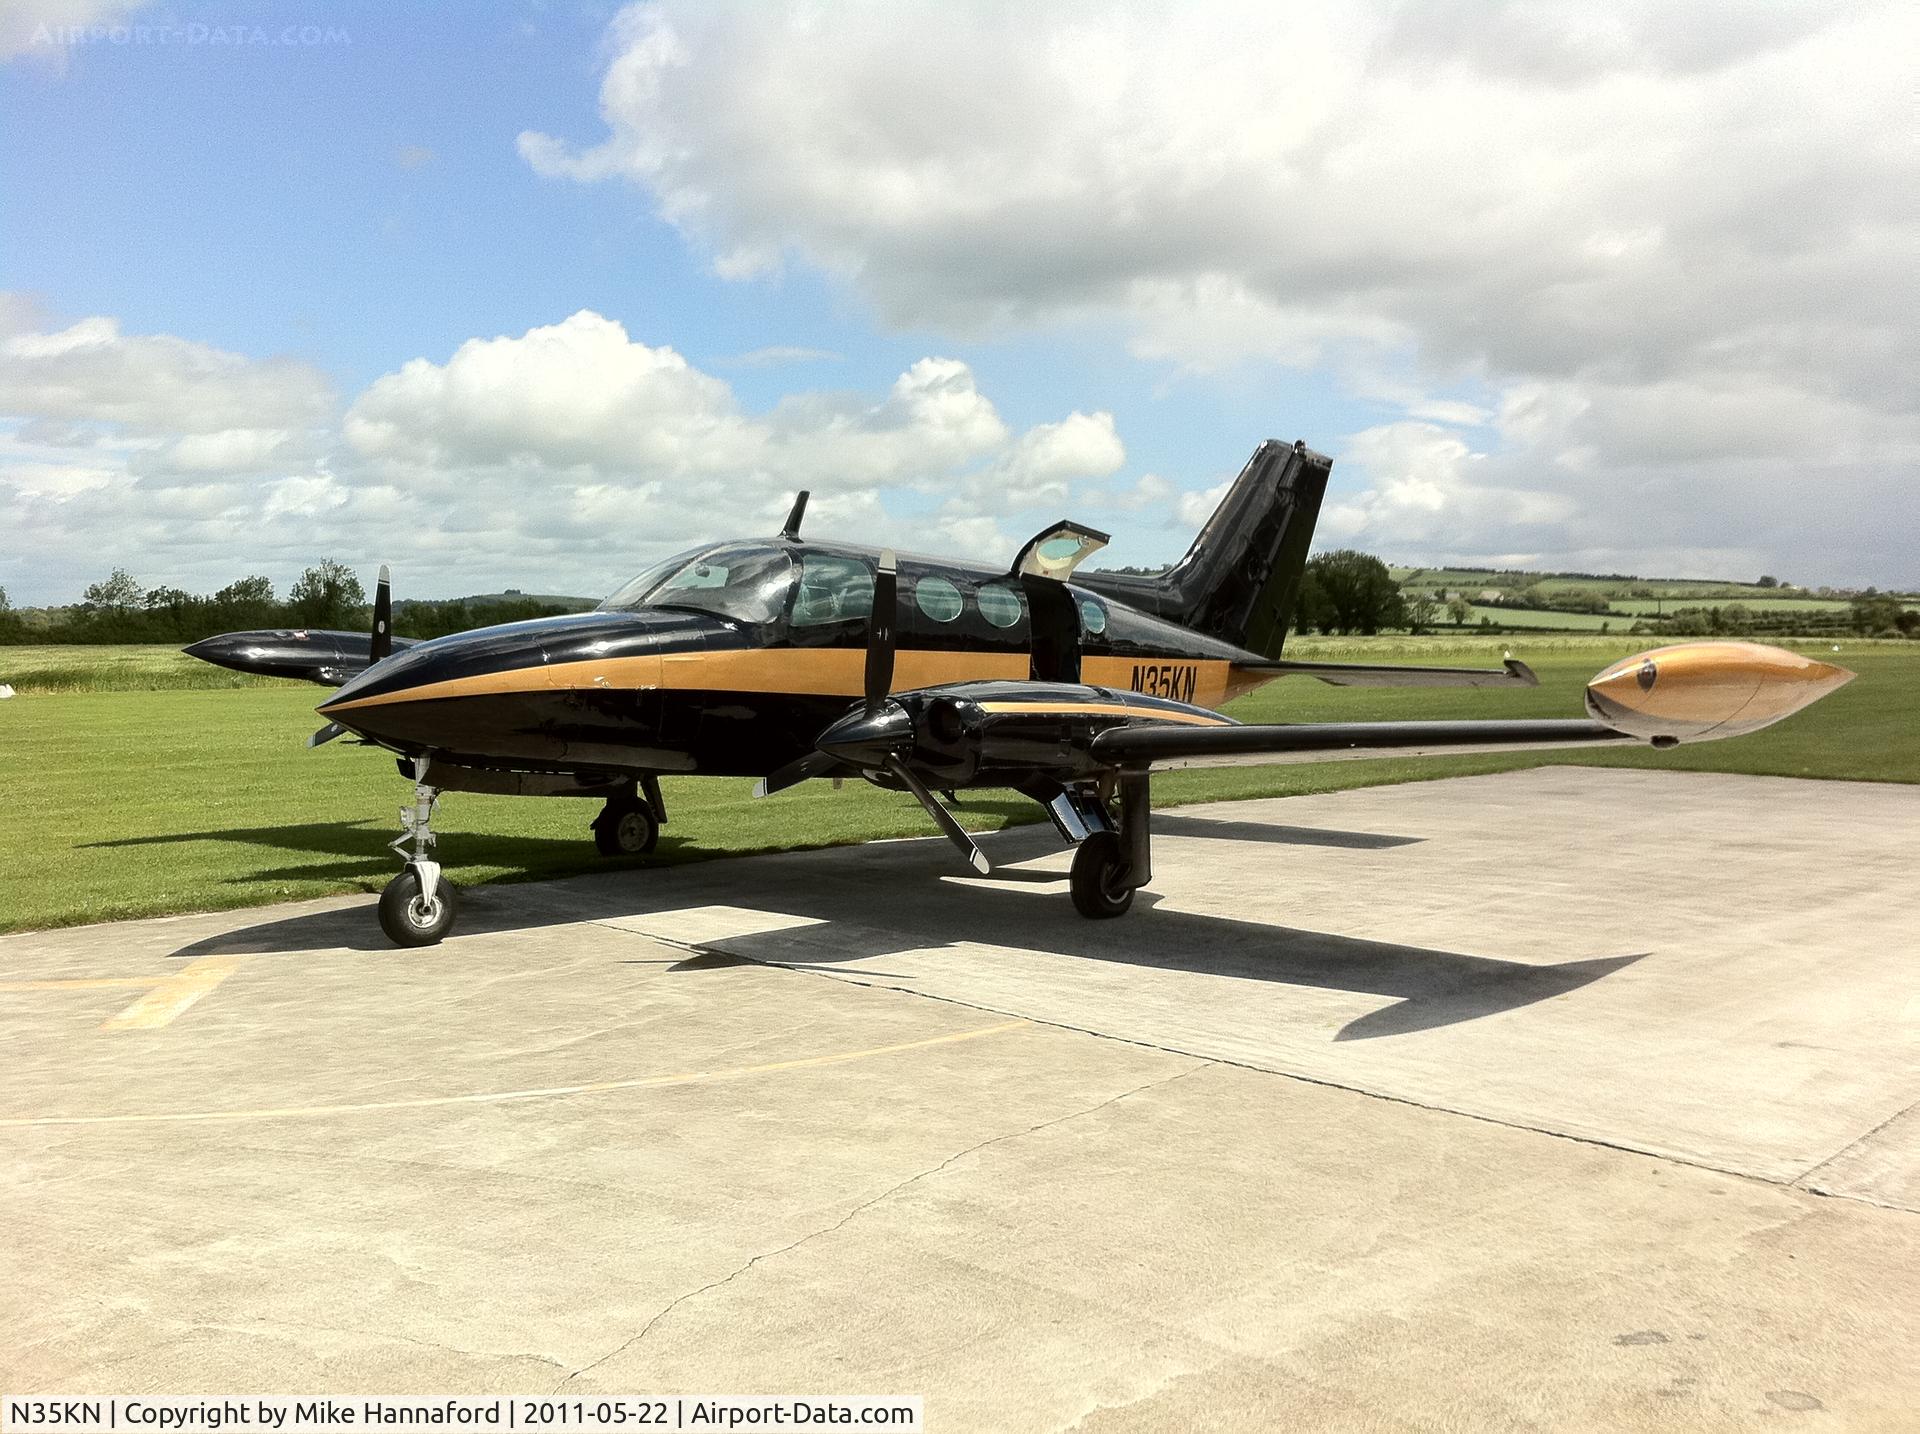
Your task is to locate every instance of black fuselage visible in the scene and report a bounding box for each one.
[317,539,1271,783]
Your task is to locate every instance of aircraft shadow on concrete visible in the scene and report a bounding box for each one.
[85,808,1414,888]
[167,821,1641,1042]
[81,819,696,886]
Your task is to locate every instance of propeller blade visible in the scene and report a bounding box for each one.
[308,721,347,748]
[884,756,990,875]
[370,564,393,664]
[753,750,841,798]
[865,549,897,715]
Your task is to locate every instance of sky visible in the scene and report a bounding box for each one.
[0,0,1914,606]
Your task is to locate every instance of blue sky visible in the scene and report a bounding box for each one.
[1,1,1912,602]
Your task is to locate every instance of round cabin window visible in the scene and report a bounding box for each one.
[1078,595,1108,636]
[976,582,1024,630]
[915,575,964,623]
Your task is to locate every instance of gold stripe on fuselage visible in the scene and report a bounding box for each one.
[322,648,1261,714]
[975,700,1230,726]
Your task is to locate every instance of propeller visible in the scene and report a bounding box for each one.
[754,549,900,796]
[864,549,897,714]
[370,564,393,664]
[752,750,839,798]
[884,755,990,874]
[307,565,392,751]
[750,548,990,873]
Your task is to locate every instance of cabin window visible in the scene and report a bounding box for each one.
[976,581,1025,630]
[792,553,876,627]
[1078,595,1108,636]
[914,575,964,623]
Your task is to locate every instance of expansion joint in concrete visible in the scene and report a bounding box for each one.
[548,1061,1212,1392]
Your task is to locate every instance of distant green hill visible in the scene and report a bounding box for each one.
[412,591,599,609]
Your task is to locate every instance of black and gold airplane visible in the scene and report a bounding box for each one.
[186,440,1852,946]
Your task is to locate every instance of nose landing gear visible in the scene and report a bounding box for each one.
[379,757,458,947]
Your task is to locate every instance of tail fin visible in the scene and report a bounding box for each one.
[1078,439,1330,656]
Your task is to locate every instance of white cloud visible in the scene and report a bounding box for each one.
[976,410,1125,507]
[523,0,1919,582]
[0,306,335,436]
[0,305,1141,602]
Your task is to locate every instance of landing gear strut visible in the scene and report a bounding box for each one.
[379,756,458,947]
[591,774,666,857]
[1069,771,1152,919]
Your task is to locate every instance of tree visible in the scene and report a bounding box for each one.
[1305,550,1405,634]
[289,559,366,627]
[83,568,144,611]
[1757,575,1779,588]
[1292,568,1331,633]
[1404,592,1439,634]
[1851,592,1904,635]
[0,582,8,613]
[213,575,277,627]
[216,575,275,607]
[1446,594,1473,626]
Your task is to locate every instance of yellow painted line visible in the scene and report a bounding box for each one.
[0,1018,1032,1128]
[0,977,165,992]
[99,957,246,1032]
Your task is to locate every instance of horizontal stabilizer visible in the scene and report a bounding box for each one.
[1251,656,1537,688]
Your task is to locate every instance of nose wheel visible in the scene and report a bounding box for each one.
[379,866,459,946]
[379,757,457,947]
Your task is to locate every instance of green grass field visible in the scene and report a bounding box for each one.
[2,638,1913,933]
[1456,604,1625,630]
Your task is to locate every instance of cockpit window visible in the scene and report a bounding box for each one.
[792,553,875,627]
[598,544,796,625]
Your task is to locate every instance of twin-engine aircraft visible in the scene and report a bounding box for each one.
[187,440,1852,946]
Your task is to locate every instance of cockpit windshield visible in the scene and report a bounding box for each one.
[597,544,796,626]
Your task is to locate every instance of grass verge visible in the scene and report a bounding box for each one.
[1,638,1911,933]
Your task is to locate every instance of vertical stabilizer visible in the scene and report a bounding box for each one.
[1077,440,1330,656]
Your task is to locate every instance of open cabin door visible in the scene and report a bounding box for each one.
[1011,521,1109,684]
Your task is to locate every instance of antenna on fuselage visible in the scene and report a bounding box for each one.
[781,490,810,540]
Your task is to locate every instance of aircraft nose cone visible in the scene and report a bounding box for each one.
[816,703,915,767]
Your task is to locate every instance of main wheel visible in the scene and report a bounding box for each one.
[593,796,659,857]
[1070,830,1135,918]
[379,869,459,947]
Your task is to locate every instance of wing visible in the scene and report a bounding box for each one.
[1090,716,1631,771]
[1245,656,1537,688]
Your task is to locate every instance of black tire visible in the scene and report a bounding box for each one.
[593,797,659,857]
[1070,831,1135,918]
[379,869,458,947]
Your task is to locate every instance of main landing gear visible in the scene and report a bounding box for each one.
[1038,771,1155,919]
[379,756,457,947]
[591,774,667,857]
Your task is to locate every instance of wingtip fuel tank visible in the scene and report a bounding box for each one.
[1584,641,1853,743]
